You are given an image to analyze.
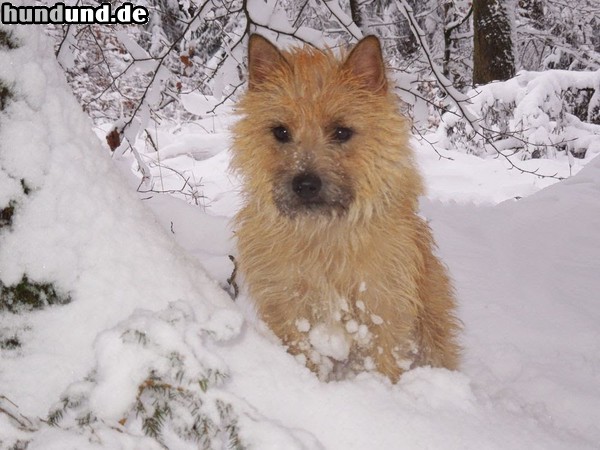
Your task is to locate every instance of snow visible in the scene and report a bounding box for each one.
[0,24,238,425]
[296,318,311,333]
[308,323,352,362]
[436,69,600,159]
[2,24,600,450]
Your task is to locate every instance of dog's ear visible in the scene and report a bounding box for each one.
[342,35,387,95]
[247,34,289,90]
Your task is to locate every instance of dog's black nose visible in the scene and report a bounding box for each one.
[292,173,322,200]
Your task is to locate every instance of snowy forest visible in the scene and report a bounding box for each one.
[1,0,600,448]
[50,0,600,164]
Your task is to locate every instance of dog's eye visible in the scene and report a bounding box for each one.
[333,127,353,143]
[272,126,291,143]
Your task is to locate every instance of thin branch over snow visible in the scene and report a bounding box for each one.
[45,0,600,177]
[397,0,567,179]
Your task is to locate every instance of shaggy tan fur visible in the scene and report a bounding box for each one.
[231,35,461,382]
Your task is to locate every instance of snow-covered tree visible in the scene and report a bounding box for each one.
[516,0,600,71]
[0,28,71,316]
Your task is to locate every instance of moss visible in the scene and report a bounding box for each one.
[0,81,11,111]
[0,32,14,119]
[0,29,17,50]
[0,275,71,313]
[0,334,20,349]
[0,181,31,229]
[0,200,15,229]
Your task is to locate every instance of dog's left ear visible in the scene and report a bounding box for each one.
[342,36,387,95]
[247,34,290,90]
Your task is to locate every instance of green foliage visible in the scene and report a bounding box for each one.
[47,390,89,427]
[48,368,244,449]
[47,307,245,449]
[217,401,244,450]
[46,407,64,427]
[131,367,242,448]
[0,32,14,109]
[0,275,71,313]
[0,180,31,230]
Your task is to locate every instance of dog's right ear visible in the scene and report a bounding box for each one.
[342,35,387,95]
[247,34,289,90]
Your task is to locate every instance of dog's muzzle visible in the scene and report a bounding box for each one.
[292,172,322,201]
[272,169,353,218]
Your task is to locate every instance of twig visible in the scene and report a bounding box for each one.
[116,0,215,149]
[0,395,38,432]
[226,255,239,300]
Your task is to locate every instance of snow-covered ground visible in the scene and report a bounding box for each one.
[1,26,599,449]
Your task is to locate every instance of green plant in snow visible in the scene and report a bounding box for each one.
[0,276,71,313]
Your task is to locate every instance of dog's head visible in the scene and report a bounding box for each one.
[232,34,421,220]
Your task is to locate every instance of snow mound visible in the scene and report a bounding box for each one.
[0,24,315,450]
[0,22,236,408]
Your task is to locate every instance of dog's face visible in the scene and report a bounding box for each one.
[232,35,418,220]
[265,97,359,218]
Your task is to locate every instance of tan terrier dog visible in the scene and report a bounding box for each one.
[231,34,460,382]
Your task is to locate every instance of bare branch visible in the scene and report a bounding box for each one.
[397,0,565,180]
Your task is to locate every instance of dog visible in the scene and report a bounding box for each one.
[230,34,460,382]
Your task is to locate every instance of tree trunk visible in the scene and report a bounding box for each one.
[349,0,363,29]
[473,0,515,85]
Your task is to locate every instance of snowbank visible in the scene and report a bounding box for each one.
[125,102,600,448]
[0,25,306,450]
[134,100,600,448]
